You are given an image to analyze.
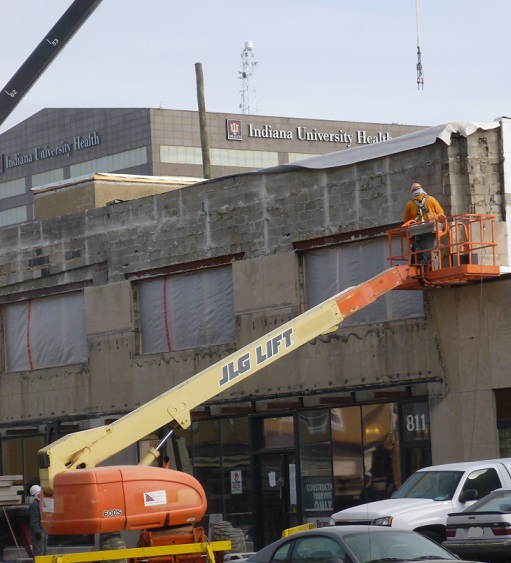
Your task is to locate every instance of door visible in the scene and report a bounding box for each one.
[255,451,298,548]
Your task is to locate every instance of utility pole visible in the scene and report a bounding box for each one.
[195,62,211,179]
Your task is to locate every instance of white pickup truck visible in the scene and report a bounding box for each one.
[329,458,511,543]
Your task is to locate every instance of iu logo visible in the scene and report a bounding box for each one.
[226,119,242,141]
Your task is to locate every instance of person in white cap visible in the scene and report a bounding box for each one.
[29,484,48,556]
[403,183,445,266]
[403,182,444,224]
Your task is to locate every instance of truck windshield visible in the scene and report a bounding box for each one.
[392,471,464,500]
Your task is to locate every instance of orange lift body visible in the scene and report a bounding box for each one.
[42,466,207,535]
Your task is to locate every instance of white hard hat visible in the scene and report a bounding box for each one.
[30,484,41,497]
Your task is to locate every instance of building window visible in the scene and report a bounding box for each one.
[0,177,26,198]
[69,147,147,176]
[299,411,333,516]
[304,238,423,325]
[138,266,235,353]
[210,148,278,168]
[0,205,27,227]
[160,145,279,168]
[288,153,318,163]
[160,145,202,165]
[32,168,64,190]
[4,292,87,372]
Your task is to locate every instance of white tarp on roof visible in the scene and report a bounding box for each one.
[270,121,501,172]
[31,172,202,193]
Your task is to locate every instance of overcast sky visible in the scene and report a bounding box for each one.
[2,0,511,134]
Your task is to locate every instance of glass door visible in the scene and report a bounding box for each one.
[255,451,297,548]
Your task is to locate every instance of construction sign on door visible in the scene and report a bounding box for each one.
[231,470,242,495]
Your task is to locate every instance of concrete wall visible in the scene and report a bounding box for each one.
[0,127,507,463]
[428,280,511,462]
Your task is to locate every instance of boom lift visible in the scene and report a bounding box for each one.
[37,214,502,555]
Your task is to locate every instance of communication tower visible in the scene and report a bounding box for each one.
[239,41,258,115]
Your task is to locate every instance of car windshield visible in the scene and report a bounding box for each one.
[463,490,511,513]
[343,530,456,563]
[392,471,463,500]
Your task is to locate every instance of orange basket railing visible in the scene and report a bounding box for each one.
[387,214,498,272]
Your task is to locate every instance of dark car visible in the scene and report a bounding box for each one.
[246,525,474,563]
[443,488,511,561]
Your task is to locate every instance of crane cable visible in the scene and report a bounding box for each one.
[416,0,424,89]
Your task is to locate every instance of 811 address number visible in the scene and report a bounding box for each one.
[406,413,427,432]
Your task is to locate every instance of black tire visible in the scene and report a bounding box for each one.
[100,532,127,563]
[418,529,444,544]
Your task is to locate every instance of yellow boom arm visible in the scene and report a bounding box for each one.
[38,265,414,495]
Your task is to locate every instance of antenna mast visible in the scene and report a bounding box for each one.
[416,0,424,89]
[239,41,258,114]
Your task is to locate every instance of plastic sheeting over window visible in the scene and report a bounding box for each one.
[304,238,423,325]
[139,266,235,354]
[4,292,87,372]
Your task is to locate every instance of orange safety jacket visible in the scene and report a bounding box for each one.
[403,193,444,224]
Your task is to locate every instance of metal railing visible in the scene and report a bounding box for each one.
[387,214,498,272]
[35,540,232,563]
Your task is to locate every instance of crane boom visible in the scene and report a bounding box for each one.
[0,0,103,128]
[38,264,415,496]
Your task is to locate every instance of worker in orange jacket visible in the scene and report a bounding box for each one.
[403,183,444,224]
[403,183,445,266]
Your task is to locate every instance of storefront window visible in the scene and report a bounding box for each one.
[1,438,23,477]
[362,404,400,500]
[1,435,95,547]
[166,426,194,474]
[495,389,511,457]
[221,418,252,545]
[499,426,511,458]
[1,435,45,500]
[299,410,333,524]
[184,401,431,548]
[261,416,294,448]
[188,417,253,546]
[331,406,364,512]
[399,401,431,480]
[191,419,222,514]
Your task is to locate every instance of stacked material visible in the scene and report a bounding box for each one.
[0,476,23,506]
[210,521,248,553]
